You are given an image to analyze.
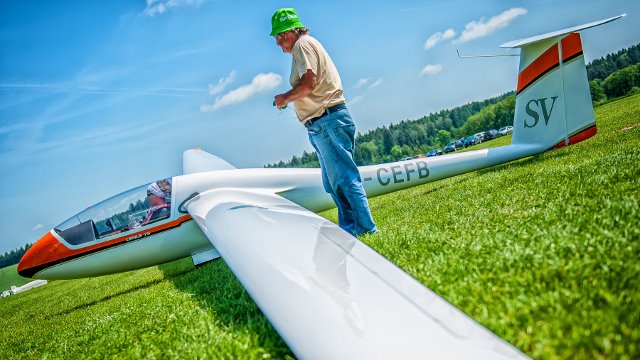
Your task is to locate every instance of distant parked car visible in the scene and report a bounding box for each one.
[498,126,513,136]
[455,138,465,149]
[414,153,426,158]
[401,157,414,161]
[426,149,442,157]
[464,135,481,147]
[483,129,498,141]
[444,142,457,153]
[474,132,485,142]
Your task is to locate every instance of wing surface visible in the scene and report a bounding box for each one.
[183,148,236,174]
[186,189,529,359]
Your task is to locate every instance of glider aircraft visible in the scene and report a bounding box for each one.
[18,15,625,359]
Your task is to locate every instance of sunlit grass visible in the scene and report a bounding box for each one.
[0,260,291,359]
[0,264,31,292]
[0,94,638,359]
[347,94,639,359]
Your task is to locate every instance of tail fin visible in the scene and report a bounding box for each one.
[183,148,237,175]
[501,14,625,150]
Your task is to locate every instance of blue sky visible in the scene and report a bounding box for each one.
[1,0,638,254]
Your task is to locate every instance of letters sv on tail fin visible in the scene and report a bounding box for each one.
[501,14,626,151]
[355,15,626,201]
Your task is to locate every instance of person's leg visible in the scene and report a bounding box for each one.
[308,126,357,234]
[326,110,376,235]
[332,188,356,235]
[308,133,333,194]
[308,110,377,236]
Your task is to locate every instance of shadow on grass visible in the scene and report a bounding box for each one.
[158,259,292,355]
[54,266,197,317]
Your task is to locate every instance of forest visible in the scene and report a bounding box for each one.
[0,244,32,268]
[266,43,639,168]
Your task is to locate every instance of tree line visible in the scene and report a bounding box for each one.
[96,199,150,233]
[266,93,512,167]
[266,42,639,168]
[588,43,640,103]
[0,244,32,269]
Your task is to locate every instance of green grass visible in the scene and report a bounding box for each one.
[0,260,291,358]
[351,94,640,359]
[1,94,638,359]
[0,264,31,291]
[461,133,513,151]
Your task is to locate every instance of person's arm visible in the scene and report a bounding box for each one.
[274,69,316,109]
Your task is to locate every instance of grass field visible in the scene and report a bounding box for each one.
[0,264,31,292]
[0,94,638,359]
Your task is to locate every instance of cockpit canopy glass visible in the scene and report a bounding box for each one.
[54,178,173,246]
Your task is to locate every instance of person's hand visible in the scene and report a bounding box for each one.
[274,94,288,110]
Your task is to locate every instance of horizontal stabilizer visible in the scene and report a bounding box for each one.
[182,148,236,175]
[501,14,625,48]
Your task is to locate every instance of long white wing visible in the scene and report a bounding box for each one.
[186,189,529,359]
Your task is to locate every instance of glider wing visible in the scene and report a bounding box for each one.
[186,189,528,359]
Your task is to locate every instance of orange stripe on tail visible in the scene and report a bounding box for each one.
[517,44,559,94]
[551,124,597,150]
[560,32,583,63]
[517,32,584,95]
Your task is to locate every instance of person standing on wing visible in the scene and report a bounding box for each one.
[271,8,377,237]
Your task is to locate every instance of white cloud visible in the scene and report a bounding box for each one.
[368,78,383,89]
[442,29,456,41]
[454,7,527,44]
[424,29,456,50]
[420,64,443,77]
[32,224,44,231]
[349,95,365,106]
[425,33,442,50]
[353,78,369,89]
[144,0,207,17]
[353,77,381,90]
[151,47,210,64]
[201,72,282,111]
[208,70,236,95]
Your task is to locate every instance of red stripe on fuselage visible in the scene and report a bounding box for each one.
[18,215,192,278]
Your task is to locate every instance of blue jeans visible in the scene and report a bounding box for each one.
[307,108,377,236]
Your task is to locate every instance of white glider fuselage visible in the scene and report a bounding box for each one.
[19,143,544,280]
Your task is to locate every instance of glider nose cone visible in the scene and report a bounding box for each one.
[18,231,64,279]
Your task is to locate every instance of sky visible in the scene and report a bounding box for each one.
[1,0,638,254]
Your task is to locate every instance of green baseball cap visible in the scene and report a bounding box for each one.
[270,8,304,36]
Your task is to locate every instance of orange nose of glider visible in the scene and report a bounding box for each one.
[18,231,66,279]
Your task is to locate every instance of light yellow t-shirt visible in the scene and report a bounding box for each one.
[290,35,345,123]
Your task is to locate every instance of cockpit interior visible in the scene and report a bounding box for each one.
[53,178,173,246]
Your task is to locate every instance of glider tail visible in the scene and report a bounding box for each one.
[183,148,237,174]
[502,14,625,151]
